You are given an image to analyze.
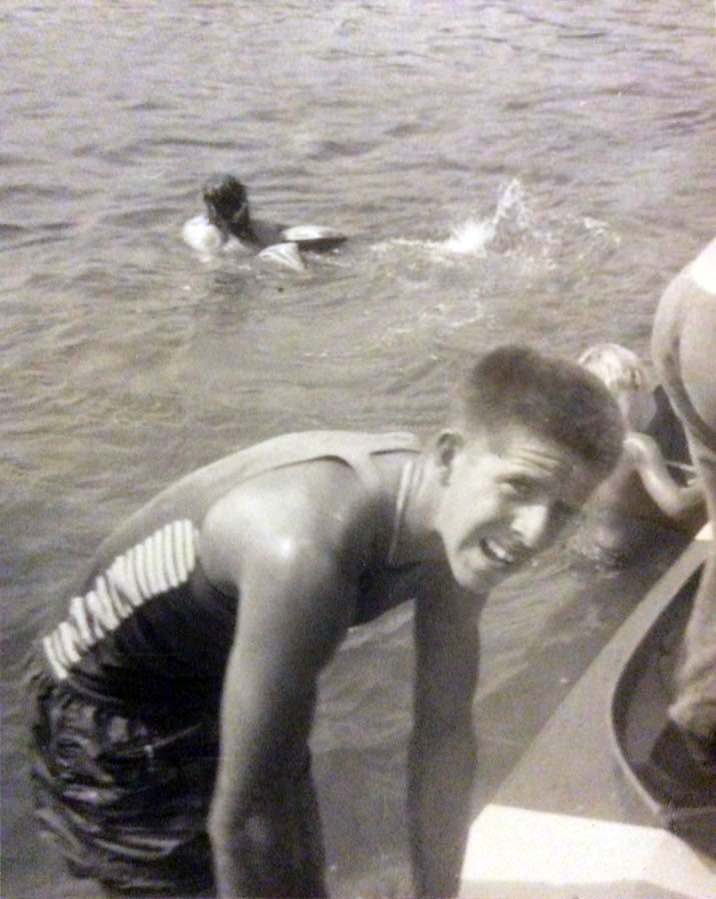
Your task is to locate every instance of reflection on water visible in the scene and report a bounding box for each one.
[2,0,715,895]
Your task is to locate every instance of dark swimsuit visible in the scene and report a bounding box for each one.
[30,431,420,894]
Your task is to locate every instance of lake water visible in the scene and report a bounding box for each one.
[2,1,714,896]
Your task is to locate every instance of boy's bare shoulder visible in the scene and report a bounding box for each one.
[201,458,380,579]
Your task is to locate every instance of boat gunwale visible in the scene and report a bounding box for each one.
[607,539,714,841]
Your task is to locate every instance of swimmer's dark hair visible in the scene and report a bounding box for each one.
[455,345,624,479]
[203,174,249,230]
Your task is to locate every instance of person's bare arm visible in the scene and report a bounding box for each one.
[628,432,705,519]
[206,490,362,898]
[408,565,484,898]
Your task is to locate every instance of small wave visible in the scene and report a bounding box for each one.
[0,220,74,252]
[0,152,43,168]
[152,136,239,150]
[101,206,181,228]
[0,183,65,201]
[306,138,375,160]
[0,223,26,238]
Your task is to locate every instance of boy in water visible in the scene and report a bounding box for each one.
[577,343,704,566]
[30,346,623,898]
[652,236,716,763]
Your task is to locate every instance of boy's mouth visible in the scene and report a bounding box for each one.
[480,537,524,567]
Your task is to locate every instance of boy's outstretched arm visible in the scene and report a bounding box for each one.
[408,565,485,898]
[628,432,705,520]
[208,534,357,898]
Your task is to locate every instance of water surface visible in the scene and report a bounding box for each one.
[2,1,714,895]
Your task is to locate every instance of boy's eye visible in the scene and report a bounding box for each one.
[503,479,534,499]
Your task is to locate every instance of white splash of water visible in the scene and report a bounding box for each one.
[439,178,535,257]
[441,218,495,255]
[369,179,539,264]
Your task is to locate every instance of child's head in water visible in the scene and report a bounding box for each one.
[578,343,656,431]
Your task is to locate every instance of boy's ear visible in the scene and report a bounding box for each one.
[434,430,465,484]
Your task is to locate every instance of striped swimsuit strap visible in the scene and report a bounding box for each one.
[43,519,198,681]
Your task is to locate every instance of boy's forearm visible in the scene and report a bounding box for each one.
[408,724,477,898]
[639,465,705,519]
[210,754,328,899]
[211,803,328,899]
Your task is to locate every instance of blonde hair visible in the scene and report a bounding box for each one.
[577,343,647,394]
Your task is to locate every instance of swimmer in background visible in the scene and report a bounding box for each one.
[182,173,347,271]
[576,343,705,567]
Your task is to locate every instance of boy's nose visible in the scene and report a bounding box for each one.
[512,503,550,547]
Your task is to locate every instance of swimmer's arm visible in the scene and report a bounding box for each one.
[208,531,357,899]
[409,566,484,898]
[628,433,705,519]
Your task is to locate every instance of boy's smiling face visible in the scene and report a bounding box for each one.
[433,422,600,593]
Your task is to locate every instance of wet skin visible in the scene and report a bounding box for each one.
[430,424,599,593]
[198,424,608,898]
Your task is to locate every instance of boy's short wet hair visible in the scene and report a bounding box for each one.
[578,342,647,394]
[455,345,624,479]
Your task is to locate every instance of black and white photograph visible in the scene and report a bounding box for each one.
[2,2,715,897]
